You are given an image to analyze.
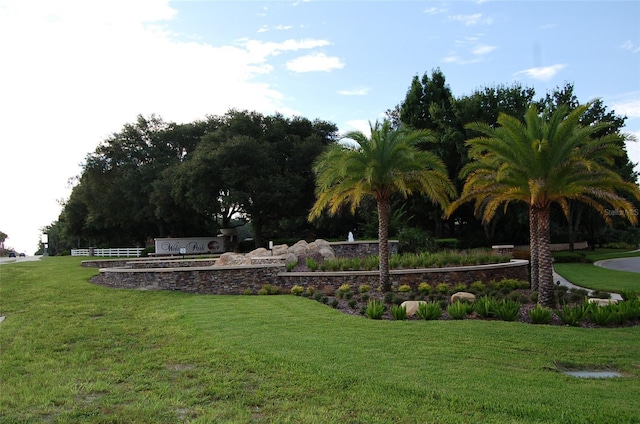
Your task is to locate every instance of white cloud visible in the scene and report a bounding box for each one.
[514,64,566,81]
[338,88,369,96]
[620,40,640,53]
[612,98,640,118]
[286,53,344,73]
[448,13,493,26]
[424,6,446,15]
[472,44,496,55]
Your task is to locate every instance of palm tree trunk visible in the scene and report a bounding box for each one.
[529,207,539,291]
[377,198,391,292]
[536,207,555,307]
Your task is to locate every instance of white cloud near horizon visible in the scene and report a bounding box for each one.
[448,13,493,26]
[286,52,344,73]
[514,64,566,81]
[338,88,370,96]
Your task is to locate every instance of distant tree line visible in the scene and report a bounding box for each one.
[42,70,639,255]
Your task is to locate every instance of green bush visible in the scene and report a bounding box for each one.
[359,284,371,293]
[390,305,408,320]
[469,281,486,294]
[330,298,339,308]
[436,283,449,294]
[365,300,386,319]
[416,302,442,320]
[398,284,412,293]
[305,257,318,271]
[556,303,589,326]
[474,296,499,318]
[397,227,436,254]
[589,303,615,326]
[285,261,297,272]
[453,283,467,292]
[417,282,431,294]
[258,284,280,295]
[528,305,552,324]
[496,299,521,322]
[290,285,304,296]
[447,301,471,320]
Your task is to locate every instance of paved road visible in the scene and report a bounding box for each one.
[0,255,43,265]
[594,256,640,274]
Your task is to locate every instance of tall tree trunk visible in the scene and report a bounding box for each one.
[529,207,539,291]
[377,198,391,292]
[537,207,555,307]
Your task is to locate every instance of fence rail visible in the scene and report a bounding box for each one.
[71,248,144,257]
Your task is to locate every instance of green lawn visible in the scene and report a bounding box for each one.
[554,248,640,294]
[1,257,639,423]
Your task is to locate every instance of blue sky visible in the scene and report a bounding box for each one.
[1,0,639,254]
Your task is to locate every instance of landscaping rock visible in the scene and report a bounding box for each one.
[451,292,476,303]
[400,300,427,317]
[215,252,251,266]
[587,298,618,307]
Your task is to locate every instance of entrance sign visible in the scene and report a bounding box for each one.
[155,237,224,255]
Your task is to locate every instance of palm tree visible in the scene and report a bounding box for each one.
[449,104,640,306]
[308,120,456,291]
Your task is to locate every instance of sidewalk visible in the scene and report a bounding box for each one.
[553,268,623,301]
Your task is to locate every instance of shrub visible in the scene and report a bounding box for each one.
[348,299,358,309]
[290,285,304,296]
[416,302,442,320]
[390,304,408,320]
[242,288,253,295]
[447,301,471,319]
[529,304,552,324]
[285,261,297,272]
[398,284,412,293]
[474,296,499,318]
[619,289,639,301]
[305,257,318,272]
[336,284,351,299]
[360,293,370,303]
[359,284,371,294]
[556,303,589,326]
[398,227,436,254]
[496,299,521,322]
[313,291,323,301]
[365,300,385,319]
[436,283,449,294]
[417,282,431,294]
[330,298,339,308]
[590,290,610,299]
[258,284,279,295]
[322,285,335,296]
[383,292,395,304]
[611,301,636,325]
[589,303,615,326]
[469,281,486,294]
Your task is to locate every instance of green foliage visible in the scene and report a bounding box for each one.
[359,284,371,293]
[453,283,467,292]
[529,305,553,324]
[495,299,521,322]
[416,302,443,320]
[447,301,471,320]
[286,261,297,272]
[556,303,589,326]
[589,303,616,326]
[435,283,449,294]
[398,284,412,293]
[365,300,386,319]
[474,296,499,318]
[397,227,436,254]
[436,238,459,250]
[305,257,319,271]
[390,304,408,320]
[258,284,280,295]
[290,285,304,296]
[469,281,486,294]
[417,282,431,294]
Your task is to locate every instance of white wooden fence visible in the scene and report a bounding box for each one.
[71,248,144,257]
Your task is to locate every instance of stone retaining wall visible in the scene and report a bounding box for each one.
[330,240,398,258]
[90,259,529,294]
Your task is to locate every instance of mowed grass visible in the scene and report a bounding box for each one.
[554,248,640,293]
[1,257,639,423]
